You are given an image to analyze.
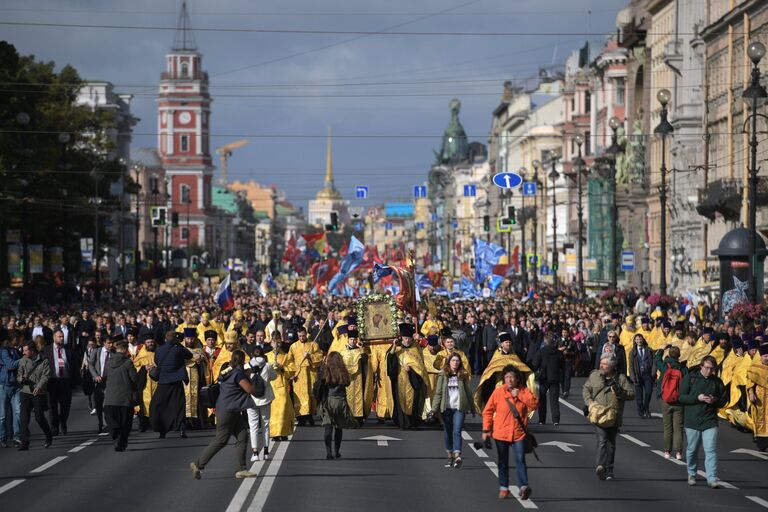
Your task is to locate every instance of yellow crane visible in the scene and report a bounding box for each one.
[215,139,250,184]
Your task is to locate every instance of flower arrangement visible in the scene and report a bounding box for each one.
[730,302,765,322]
[646,294,676,309]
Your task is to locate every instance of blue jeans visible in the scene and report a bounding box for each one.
[441,409,465,453]
[0,384,21,441]
[686,427,718,482]
[496,439,528,488]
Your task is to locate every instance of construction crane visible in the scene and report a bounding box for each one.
[215,139,250,185]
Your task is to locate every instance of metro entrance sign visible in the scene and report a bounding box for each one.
[492,172,523,189]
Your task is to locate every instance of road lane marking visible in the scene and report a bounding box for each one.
[696,471,738,489]
[747,496,768,509]
[483,462,538,509]
[68,438,98,453]
[539,441,580,452]
[558,398,584,415]
[246,436,292,512]
[360,435,400,446]
[225,458,266,512]
[732,448,768,460]
[651,450,685,465]
[621,434,650,447]
[30,456,68,474]
[0,479,25,495]
[462,430,488,458]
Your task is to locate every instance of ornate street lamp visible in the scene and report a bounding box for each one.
[549,156,560,293]
[654,89,673,296]
[606,116,623,291]
[743,41,767,303]
[519,166,528,291]
[572,133,586,295]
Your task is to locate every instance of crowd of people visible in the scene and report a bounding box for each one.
[1,282,767,497]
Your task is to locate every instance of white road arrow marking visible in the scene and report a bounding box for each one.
[360,435,401,446]
[539,441,581,453]
[732,448,768,460]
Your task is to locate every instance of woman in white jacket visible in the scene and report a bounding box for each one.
[247,346,277,461]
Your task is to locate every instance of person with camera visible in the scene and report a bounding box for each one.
[190,349,259,480]
[430,353,475,468]
[17,341,53,451]
[482,365,538,500]
[557,325,577,398]
[246,345,276,462]
[629,333,655,418]
[583,353,635,480]
[103,340,138,452]
[679,355,727,488]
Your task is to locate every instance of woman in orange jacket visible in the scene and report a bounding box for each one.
[482,364,539,500]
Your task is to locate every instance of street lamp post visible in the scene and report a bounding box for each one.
[606,117,623,291]
[743,41,767,303]
[572,134,586,295]
[654,89,674,296]
[133,163,143,283]
[532,160,540,288]
[519,167,528,291]
[549,157,560,293]
[89,170,102,301]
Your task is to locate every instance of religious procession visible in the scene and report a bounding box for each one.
[3,270,768,504]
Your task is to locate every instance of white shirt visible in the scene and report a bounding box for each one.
[32,325,44,339]
[447,376,460,410]
[53,344,69,379]
[60,325,70,345]
[100,348,110,377]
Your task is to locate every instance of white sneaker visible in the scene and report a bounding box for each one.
[250,452,259,462]
[90,409,96,416]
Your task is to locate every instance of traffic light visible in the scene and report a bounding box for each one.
[171,212,179,228]
[330,212,339,231]
[151,206,167,226]
[552,263,559,271]
[483,215,490,232]
[507,206,517,224]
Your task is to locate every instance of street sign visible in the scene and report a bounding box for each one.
[496,218,511,233]
[415,222,425,229]
[522,182,537,196]
[463,184,477,197]
[585,258,598,271]
[431,213,438,221]
[492,172,523,189]
[355,186,368,199]
[452,220,458,229]
[621,251,635,271]
[540,265,549,275]
[354,222,364,231]
[385,222,393,230]
[413,185,427,198]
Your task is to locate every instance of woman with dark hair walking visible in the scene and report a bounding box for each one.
[190,349,260,480]
[317,352,357,460]
[430,353,475,468]
[482,364,539,500]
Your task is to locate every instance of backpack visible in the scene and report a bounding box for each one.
[251,371,266,398]
[661,363,683,404]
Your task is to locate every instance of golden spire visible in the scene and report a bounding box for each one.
[324,126,334,189]
[316,125,341,200]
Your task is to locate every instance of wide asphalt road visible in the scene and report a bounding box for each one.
[2,377,767,511]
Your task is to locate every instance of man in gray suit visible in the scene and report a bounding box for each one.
[88,336,116,433]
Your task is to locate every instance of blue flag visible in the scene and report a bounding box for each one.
[372,262,394,284]
[461,276,480,298]
[415,273,433,291]
[474,238,506,283]
[328,236,365,293]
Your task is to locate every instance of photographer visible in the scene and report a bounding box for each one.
[583,353,635,481]
[557,325,577,398]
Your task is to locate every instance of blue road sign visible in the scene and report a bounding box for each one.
[385,222,393,230]
[463,184,477,197]
[452,221,459,229]
[415,222,425,229]
[354,222,364,231]
[492,172,523,189]
[413,185,427,198]
[621,251,635,271]
[522,182,537,196]
[355,186,368,199]
[431,213,438,221]
[540,265,549,276]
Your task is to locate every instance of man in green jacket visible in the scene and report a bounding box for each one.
[678,355,727,488]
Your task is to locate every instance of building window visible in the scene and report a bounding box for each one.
[181,227,189,241]
[584,130,592,156]
[180,135,189,153]
[149,175,159,195]
[584,91,591,114]
[571,98,575,113]
[616,83,625,105]
[181,184,191,204]
[181,62,189,78]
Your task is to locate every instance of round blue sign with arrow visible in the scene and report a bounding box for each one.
[492,172,523,189]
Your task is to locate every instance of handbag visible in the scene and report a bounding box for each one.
[199,383,220,409]
[587,384,618,428]
[504,397,540,462]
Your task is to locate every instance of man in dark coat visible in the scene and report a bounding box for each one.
[534,335,563,425]
[43,329,80,435]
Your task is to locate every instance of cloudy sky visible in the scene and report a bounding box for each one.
[3,0,620,213]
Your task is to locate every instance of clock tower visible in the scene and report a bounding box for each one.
[157,1,213,251]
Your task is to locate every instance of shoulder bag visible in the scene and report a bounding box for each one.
[148,347,171,382]
[504,396,540,462]
[586,384,617,428]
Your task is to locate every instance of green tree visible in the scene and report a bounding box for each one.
[0,41,125,287]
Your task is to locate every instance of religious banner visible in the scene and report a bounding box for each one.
[29,244,43,274]
[50,247,64,273]
[7,243,21,275]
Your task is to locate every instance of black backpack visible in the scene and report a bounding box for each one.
[251,371,266,398]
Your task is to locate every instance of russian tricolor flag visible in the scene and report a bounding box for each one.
[214,273,235,310]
